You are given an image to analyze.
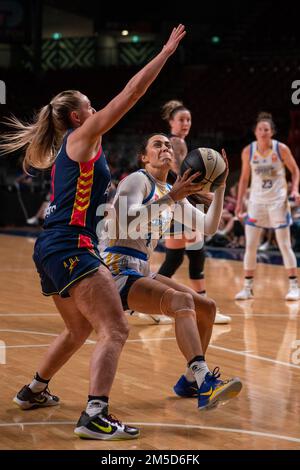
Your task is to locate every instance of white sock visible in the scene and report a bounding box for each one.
[289,277,298,289]
[29,378,47,393]
[189,360,210,388]
[244,277,253,289]
[86,399,108,417]
[185,367,196,382]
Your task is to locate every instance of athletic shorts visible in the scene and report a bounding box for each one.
[101,246,156,309]
[245,199,292,229]
[33,228,104,298]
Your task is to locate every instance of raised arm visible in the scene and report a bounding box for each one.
[69,25,186,161]
[169,136,188,173]
[235,146,251,218]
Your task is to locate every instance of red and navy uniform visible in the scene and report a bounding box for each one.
[34,129,111,297]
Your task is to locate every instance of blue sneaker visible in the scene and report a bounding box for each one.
[173,375,198,397]
[198,367,242,410]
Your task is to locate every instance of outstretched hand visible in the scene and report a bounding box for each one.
[169,169,205,202]
[163,24,186,56]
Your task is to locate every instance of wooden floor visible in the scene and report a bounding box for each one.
[0,233,300,450]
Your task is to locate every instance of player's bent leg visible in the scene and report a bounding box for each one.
[13,296,93,410]
[155,274,215,352]
[70,267,137,440]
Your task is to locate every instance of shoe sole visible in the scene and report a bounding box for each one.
[199,378,242,411]
[74,427,140,440]
[13,396,59,410]
[174,391,198,398]
[214,318,232,325]
[235,296,254,301]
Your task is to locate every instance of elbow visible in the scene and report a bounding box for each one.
[241,177,250,186]
[126,83,144,103]
[204,225,217,236]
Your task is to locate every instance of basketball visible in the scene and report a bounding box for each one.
[180,148,227,191]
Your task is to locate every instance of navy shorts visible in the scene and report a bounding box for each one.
[33,228,105,298]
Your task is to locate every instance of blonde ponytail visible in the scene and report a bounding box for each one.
[0,90,83,172]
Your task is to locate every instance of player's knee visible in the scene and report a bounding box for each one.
[105,322,129,345]
[187,248,205,279]
[205,297,216,323]
[161,288,196,317]
[195,297,216,324]
[64,323,92,346]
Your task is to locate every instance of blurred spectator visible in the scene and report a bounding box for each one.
[26,192,51,226]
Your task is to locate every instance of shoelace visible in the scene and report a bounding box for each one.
[208,366,221,382]
[208,367,233,386]
[31,386,51,398]
[101,407,123,427]
[106,414,123,427]
[42,387,51,396]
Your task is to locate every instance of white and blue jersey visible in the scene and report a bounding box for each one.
[246,140,291,229]
[100,170,174,308]
[249,139,287,204]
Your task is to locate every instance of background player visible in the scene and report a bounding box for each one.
[235,112,300,301]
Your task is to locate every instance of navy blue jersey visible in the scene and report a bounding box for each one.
[44,130,111,243]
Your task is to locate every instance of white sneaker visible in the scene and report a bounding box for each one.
[285,286,300,301]
[235,287,254,300]
[258,241,270,251]
[26,216,39,226]
[214,309,231,324]
[127,311,173,325]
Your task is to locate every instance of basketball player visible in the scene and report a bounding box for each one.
[0,25,186,440]
[235,112,300,301]
[157,100,231,323]
[100,133,242,410]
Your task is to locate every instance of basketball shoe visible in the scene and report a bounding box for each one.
[235,287,254,300]
[285,283,300,301]
[13,385,59,409]
[173,375,198,397]
[127,310,173,325]
[198,367,242,410]
[74,406,139,440]
[214,309,231,324]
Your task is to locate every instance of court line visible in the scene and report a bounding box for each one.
[0,312,297,318]
[125,338,300,369]
[0,420,299,444]
[1,329,299,369]
[0,329,59,337]
[0,329,95,345]
[1,344,51,349]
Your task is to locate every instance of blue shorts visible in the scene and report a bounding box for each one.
[101,246,156,309]
[33,228,105,298]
